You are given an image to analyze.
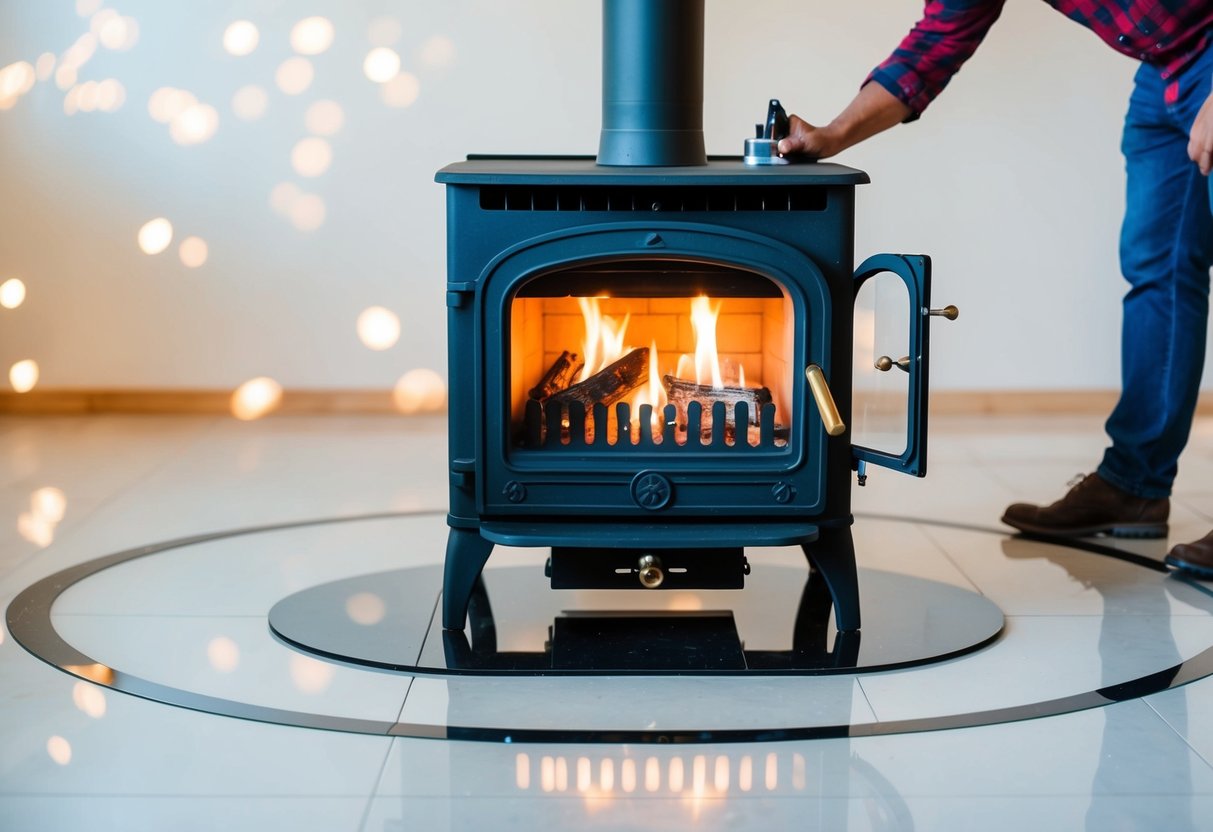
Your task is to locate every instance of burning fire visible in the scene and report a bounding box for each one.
[574,294,741,444]
[690,295,723,389]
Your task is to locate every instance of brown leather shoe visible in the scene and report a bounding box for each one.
[1001,473,1168,538]
[1165,531,1213,578]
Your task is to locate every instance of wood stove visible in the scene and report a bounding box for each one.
[436,0,948,637]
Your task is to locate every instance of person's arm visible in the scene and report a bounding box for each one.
[780,0,1007,160]
[1191,92,1213,175]
[778,82,910,159]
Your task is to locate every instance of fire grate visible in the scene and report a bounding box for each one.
[521,400,786,450]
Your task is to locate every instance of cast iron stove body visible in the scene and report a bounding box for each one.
[436,0,940,637]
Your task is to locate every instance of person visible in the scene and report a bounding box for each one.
[778,1,1213,575]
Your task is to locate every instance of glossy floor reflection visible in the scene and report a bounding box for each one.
[4,413,1213,830]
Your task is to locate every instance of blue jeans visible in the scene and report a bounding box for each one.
[1097,44,1213,499]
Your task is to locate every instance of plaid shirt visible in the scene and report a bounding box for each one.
[869,1,1213,116]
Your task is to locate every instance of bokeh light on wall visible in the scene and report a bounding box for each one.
[418,35,456,70]
[61,33,96,77]
[382,72,421,109]
[231,84,267,120]
[367,16,402,47]
[34,53,55,82]
[137,218,173,255]
[270,182,301,214]
[356,306,401,350]
[304,100,344,135]
[0,278,26,309]
[46,736,72,766]
[76,0,102,16]
[269,183,326,232]
[95,12,139,51]
[393,368,447,414]
[290,17,335,56]
[206,636,240,673]
[276,57,314,95]
[148,87,196,123]
[291,137,332,177]
[288,194,326,231]
[362,47,400,83]
[0,61,35,110]
[230,376,283,420]
[68,79,124,115]
[223,21,259,57]
[169,102,219,145]
[54,64,77,92]
[179,236,208,268]
[95,79,125,112]
[9,360,39,393]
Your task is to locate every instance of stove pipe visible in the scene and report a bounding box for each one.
[596,0,707,167]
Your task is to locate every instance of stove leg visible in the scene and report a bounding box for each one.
[442,529,494,630]
[801,526,861,632]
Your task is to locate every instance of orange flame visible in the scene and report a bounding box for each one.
[577,297,628,382]
[573,294,756,445]
[690,295,723,389]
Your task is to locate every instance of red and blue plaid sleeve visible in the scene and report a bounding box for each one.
[867,0,1008,120]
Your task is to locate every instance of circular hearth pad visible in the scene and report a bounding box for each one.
[268,564,1004,676]
[9,510,1213,744]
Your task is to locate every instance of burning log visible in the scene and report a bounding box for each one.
[662,375,771,426]
[549,347,649,410]
[529,350,583,401]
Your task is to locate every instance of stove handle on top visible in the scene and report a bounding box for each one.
[851,254,950,479]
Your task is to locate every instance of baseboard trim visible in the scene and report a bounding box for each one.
[0,390,413,415]
[2,389,1211,417]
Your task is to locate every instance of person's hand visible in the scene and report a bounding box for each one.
[777,115,843,160]
[1190,91,1213,175]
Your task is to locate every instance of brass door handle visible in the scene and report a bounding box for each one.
[805,365,846,437]
[928,304,959,321]
[875,355,911,373]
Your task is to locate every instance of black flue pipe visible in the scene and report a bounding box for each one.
[596,0,707,167]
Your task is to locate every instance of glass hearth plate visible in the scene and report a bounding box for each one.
[267,561,1004,676]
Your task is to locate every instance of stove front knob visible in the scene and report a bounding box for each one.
[638,554,664,589]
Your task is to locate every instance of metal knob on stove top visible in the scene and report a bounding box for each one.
[744,98,791,166]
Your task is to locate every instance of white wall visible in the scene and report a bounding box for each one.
[0,0,1197,392]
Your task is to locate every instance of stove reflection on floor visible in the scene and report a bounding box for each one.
[268,561,1004,676]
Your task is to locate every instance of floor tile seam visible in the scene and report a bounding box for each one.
[854,677,880,724]
[0,418,225,585]
[357,736,401,832]
[913,523,986,595]
[1144,697,1213,774]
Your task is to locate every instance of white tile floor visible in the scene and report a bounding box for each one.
[4,412,1213,831]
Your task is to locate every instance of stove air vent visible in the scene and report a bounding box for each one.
[479,186,827,213]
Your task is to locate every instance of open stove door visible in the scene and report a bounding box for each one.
[850,253,933,478]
